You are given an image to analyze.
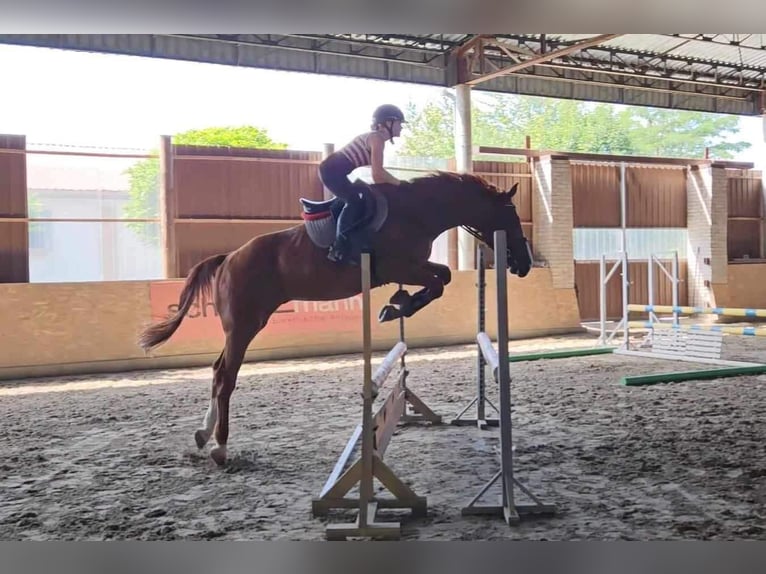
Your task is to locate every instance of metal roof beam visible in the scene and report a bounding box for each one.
[535,62,752,95]
[176,34,442,67]
[505,67,751,102]
[494,34,766,77]
[547,54,762,91]
[464,34,621,86]
[667,33,764,49]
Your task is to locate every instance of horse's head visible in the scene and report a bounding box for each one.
[406,171,533,277]
[466,179,532,278]
[487,182,532,277]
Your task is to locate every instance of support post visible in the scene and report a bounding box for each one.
[620,162,627,253]
[159,134,177,278]
[322,143,334,200]
[494,230,515,522]
[672,251,680,326]
[358,251,374,529]
[599,254,627,346]
[599,254,607,345]
[312,252,441,540]
[451,242,498,428]
[621,250,630,349]
[461,231,557,524]
[648,254,658,325]
[455,83,474,270]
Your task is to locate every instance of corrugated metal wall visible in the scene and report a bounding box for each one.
[571,163,687,228]
[575,260,689,321]
[0,135,29,283]
[626,166,687,227]
[572,163,688,321]
[571,163,621,227]
[727,172,763,260]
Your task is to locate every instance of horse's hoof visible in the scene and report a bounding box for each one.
[194,429,211,449]
[209,445,227,466]
[378,305,401,323]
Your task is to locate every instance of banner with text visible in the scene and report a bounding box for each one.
[149,281,363,344]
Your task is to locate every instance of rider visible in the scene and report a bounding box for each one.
[319,104,406,264]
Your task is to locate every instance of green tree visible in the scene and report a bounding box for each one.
[27,193,45,242]
[628,108,749,158]
[172,126,288,148]
[399,93,750,160]
[124,126,287,245]
[400,92,456,158]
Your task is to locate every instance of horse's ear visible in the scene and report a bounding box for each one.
[499,183,518,204]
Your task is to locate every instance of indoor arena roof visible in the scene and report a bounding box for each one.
[2,33,765,116]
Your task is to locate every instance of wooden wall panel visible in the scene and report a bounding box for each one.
[0,134,29,283]
[727,173,763,260]
[472,160,533,223]
[728,220,761,260]
[0,268,582,380]
[472,160,534,255]
[173,146,323,219]
[174,220,300,276]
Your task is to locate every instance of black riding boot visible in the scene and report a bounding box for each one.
[328,196,365,264]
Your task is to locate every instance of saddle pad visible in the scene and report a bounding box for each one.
[304,188,388,249]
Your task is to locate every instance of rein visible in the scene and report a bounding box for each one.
[461,225,487,245]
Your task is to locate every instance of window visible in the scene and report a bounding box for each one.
[28,209,53,251]
[573,228,688,261]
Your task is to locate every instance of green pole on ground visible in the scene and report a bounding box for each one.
[621,365,766,387]
[508,347,614,362]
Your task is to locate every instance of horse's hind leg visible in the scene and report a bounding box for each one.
[192,323,262,461]
[206,325,259,465]
[194,352,225,449]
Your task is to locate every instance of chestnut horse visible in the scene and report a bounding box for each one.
[138,171,532,465]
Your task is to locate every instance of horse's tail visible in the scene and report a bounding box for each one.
[138,253,228,352]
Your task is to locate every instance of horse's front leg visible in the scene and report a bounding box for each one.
[378,264,446,322]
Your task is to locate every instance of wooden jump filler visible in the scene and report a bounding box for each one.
[311,251,442,541]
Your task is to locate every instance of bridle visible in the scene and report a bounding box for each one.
[460,222,532,272]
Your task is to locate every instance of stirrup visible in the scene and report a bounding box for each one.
[327,244,344,263]
[327,239,358,265]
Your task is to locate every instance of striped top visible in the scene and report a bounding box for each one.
[338,131,377,168]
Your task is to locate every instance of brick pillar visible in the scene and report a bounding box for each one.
[532,157,574,289]
[686,164,728,308]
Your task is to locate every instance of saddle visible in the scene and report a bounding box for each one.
[299,181,389,250]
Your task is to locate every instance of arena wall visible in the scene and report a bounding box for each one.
[712,262,766,313]
[0,267,582,381]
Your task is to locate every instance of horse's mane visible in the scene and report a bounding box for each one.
[408,170,501,196]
